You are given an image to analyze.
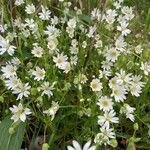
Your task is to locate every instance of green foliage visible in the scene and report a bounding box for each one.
[0,117,26,150]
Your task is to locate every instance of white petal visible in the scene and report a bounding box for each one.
[83,140,91,150]
[67,146,76,150]
[72,140,81,150]
[20,113,26,122]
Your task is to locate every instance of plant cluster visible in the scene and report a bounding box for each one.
[0,0,150,149]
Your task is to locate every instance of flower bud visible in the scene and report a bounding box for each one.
[0,96,4,103]
[127,142,135,150]
[9,127,15,135]
[109,139,118,148]
[133,123,139,131]
[42,143,49,150]
[27,62,33,68]
[5,109,9,114]
[31,88,37,96]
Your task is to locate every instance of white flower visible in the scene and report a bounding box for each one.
[70,46,78,55]
[130,84,142,97]
[134,44,143,54]
[111,85,127,102]
[32,43,44,58]
[97,96,113,112]
[120,103,135,122]
[113,1,121,9]
[38,81,54,97]
[0,24,7,33]
[25,4,36,14]
[0,37,16,56]
[140,62,150,76]
[129,75,144,97]
[61,62,71,73]
[53,53,68,68]
[99,70,112,79]
[15,0,24,6]
[104,9,117,24]
[98,110,119,128]
[1,64,17,79]
[82,41,87,48]
[5,77,21,90]
[121,6,134,20]
[70,55,78,66]
[32,66,45,81]
[109,77,118,89]
[51,16,59,25]
[74,73,88,84]
[117,21,131,36]
[116,69,132,85]
[101,60,113,71]
[44,25,60,38]
[115,36,127,52]
[43,101,59,120]
[10,57,21,66]
[25,18,36,29]
[117,15,127,24]
[10,103,31,122]
[67,18,77,29]
[90,79,103,92]
[94,127,115,145]
[47,37,58,53]
[39,6,51,20]
[94,39,103,48]
[91,8,101,21]
[87,25,97,38]
[105,47,120,62]
[67,140,96,150]
[12,82,31,100]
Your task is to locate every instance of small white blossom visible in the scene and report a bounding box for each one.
[97,96,113,112]
[38,81,54,97]
[25,4,36,14]
[1,64,17,79]
[94,127,115,145]
[90,79,103,92]
[120,104,135,122]
[117,21,131,36]
[43,101,59,120]
[10,103,31,122]
[0,37,16,56]
[39,5,51,20]
[67,140,96,150]
[32,43,44,58]
[140,62,150,76]
[32,66,46,81]
[15,0,24,6]
[111,85,127,102]
[12,82,31,100]
[98,110,119,128]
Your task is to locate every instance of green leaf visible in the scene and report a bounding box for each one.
[0,116,26,150]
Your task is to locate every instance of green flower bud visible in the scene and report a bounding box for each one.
[127,142,135,150]
[9,127,15,135]
[31,88,37,96]
[109,139,118,148]
[5,109,9,114]
[42,143,49,150]
[27,62,33,68]
[80,98,84,102]
[134,123,139,131]
[0,96,4,103]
